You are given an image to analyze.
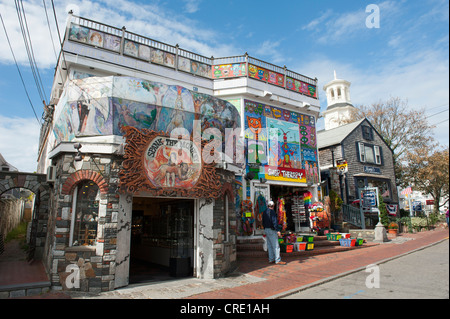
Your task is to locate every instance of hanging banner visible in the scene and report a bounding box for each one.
[386,204,398,216]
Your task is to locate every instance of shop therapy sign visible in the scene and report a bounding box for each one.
[119,126,222,198]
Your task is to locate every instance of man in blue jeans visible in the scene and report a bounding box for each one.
[263,201,286,265]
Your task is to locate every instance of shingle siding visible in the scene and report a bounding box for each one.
[318,119,398,204]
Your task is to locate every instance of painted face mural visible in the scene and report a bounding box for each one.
[247,140,267,165]
[247,116,263,135]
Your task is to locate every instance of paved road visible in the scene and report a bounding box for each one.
[284,239,449,299]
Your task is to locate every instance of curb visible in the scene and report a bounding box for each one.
[267,236,449,299]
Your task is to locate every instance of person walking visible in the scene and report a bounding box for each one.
[263,201,286,265]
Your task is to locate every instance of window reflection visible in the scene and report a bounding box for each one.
[73,181,99,246]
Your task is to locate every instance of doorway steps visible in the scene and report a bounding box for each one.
[237,235,374,259]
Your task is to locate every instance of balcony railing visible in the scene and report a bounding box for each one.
[64,14,318,99]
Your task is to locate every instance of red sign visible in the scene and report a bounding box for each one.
[426,200,434,205]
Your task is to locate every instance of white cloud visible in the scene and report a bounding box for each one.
[183,0,202,13]
[0,0,237,69]
[0,115,40,172]
[301,9,333,31]
[253,40,286,65]
[293,46,449,146]
[302,1,402,44]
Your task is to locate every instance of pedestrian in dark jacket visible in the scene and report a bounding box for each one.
[262,201,286,265]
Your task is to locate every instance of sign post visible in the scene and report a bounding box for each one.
[336,159,348,175]
[359,186,380,228]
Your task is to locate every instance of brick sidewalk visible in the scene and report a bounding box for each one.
[187,227,449,299]
[7,227,448,299]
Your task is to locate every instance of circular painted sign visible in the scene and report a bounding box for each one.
[143,136,202,188]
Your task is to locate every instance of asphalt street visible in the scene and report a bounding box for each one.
[284,238,449,299]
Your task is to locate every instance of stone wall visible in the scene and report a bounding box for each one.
[46,152,122,293]
[46,152,238,292]
[0,198,23,240]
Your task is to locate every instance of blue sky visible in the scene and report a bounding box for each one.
[0,0,448,172]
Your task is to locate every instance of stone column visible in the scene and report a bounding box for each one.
[114,193,132,288]
[197,198,215,279]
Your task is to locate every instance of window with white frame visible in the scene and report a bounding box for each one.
[358,142,382,165]
[70,181,100,246]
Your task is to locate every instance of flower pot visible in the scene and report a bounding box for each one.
[388,228,398,236]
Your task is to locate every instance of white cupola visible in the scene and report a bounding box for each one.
[321,71,357,130]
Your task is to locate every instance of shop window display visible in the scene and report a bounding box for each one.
[72,181,100,246]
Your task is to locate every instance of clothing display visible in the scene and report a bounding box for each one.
[277,198,287,231]
[303,191,312,209]
[254,193,267,230]
[240,200,254,236]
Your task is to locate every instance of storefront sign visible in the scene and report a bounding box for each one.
[264,166,306,183]
[364,166,381,174]
[144,136,202,188]
[119,127,222,198]
[363,191,377,207]
[413,201,422,211]
[336,159,348,174]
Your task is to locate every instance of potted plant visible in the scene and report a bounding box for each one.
[388,222,399,236]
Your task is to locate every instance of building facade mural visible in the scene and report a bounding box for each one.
[52,76,241,147]
[244,99,319,185]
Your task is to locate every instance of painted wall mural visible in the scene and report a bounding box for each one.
[212,63,247,79]
[286,77,317,98]
[244,99,319,185]
[248,64,284,87]
[68,23,318,98]
[52,75,241,150]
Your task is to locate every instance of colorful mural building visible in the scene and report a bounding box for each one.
[36,13,321,292]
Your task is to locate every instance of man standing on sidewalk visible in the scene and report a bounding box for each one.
[263,201,286,265]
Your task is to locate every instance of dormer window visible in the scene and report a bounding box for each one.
[362,125,374,141]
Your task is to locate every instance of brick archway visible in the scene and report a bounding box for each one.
[0,171,50,260]
[61,170,108,195]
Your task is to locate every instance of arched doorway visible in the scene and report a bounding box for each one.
[0,172,50,261]
[0,172,51,297]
